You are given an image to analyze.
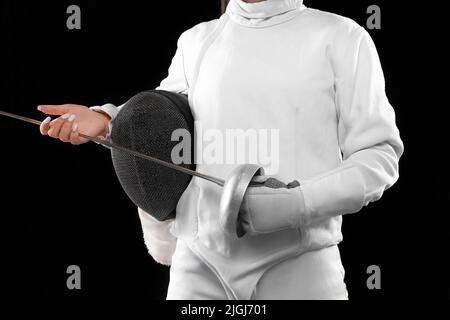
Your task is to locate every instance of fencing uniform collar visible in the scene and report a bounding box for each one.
[226,0,306,27]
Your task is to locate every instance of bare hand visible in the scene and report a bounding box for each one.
[37,104,110,145]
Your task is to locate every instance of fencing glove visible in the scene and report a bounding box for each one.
[238,176,307,236]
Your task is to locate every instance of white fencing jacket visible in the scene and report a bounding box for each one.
[92,0,403,299]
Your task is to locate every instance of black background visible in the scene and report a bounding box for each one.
[1,0,449,300]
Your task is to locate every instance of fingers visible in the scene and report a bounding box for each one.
[58,114,77,142]
[39,116,52,135]
[39,111,85,145]
[37,104,71,116]
[47,113,74,140]
[47,117,64,139]
[69,123,82,145]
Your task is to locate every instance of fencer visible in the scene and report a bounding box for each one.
[37,0,404,299]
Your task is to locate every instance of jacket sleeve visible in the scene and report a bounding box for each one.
[155,32,190,94]
[299,25,404,227]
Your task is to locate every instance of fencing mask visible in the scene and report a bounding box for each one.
[110,90,195,221]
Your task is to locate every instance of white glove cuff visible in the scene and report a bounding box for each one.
[89,104,118,145]
[90,103,119,121]
[242,187,307,235]
[138,208,177,266]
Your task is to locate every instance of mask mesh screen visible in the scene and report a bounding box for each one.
[110,90,195,221]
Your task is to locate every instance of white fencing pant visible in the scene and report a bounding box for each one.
[166,240,348,300]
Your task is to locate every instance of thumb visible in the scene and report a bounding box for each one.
[251,175,270,184]
[37,104,72,116]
